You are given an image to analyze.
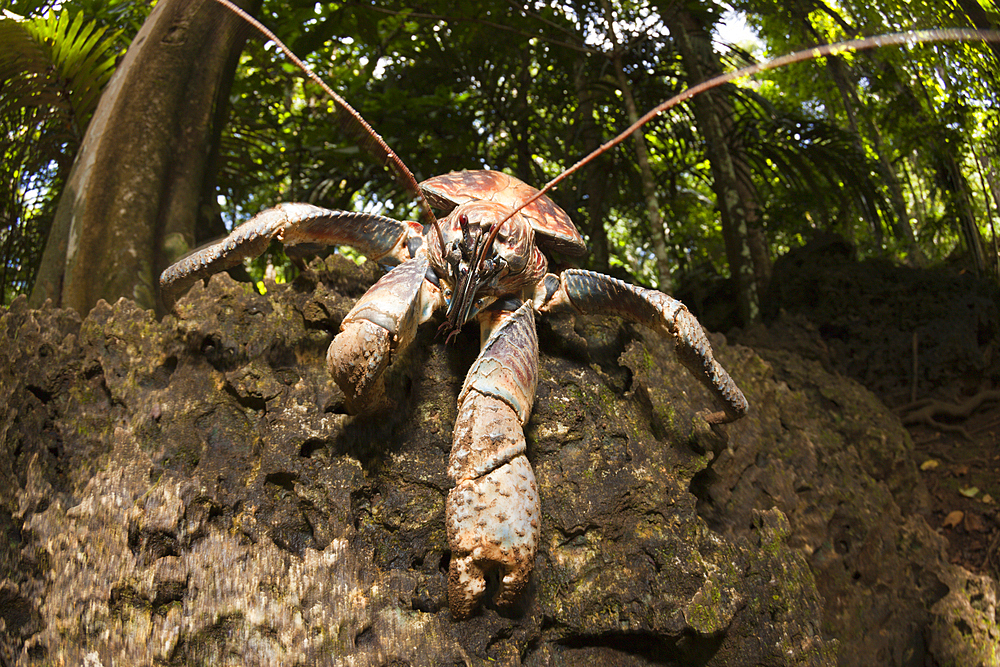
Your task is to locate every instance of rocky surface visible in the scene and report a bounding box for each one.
[701,337,999,667]
[0,256,993,665]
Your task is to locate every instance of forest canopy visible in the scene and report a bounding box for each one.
[1,0,998,323]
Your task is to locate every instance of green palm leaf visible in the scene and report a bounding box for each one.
[1,9,121,138]
[0,8,123,303]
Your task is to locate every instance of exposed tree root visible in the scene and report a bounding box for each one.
[982,524,1000,576]
[896,390,1000,441]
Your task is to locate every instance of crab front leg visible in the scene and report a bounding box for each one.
[446,299,541,619]
[159,203,421,308]
[539,269,748,424]
[328,256,442,413]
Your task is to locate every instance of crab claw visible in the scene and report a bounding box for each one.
[445,300,541,618]
[446,452,540,618]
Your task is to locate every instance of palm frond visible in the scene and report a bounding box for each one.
[0,9,122,303]
[730,87,894,243]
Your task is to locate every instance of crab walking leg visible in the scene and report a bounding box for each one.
[328,256,442,413]
[159,203,421,308]
[540,269,748,424]
[446,300,541,618]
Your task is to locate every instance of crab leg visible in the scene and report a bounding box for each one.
[540,269,748,424]
[446,300,541,619]
[159,203,422,308]
[328,256,442,413]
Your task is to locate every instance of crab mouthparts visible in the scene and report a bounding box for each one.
[439,216,506,344]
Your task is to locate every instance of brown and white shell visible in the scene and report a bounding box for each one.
[420,170,587,258]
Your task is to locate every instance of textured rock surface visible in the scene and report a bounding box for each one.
[0,256,986,665]
[720,328,1000,667]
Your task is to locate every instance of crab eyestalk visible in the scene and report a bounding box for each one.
[439,215,506,343]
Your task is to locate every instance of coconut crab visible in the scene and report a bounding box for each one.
[160,165,748,618]
[159,2,988,619]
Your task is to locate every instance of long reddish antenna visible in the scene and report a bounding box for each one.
[210,0,444,251]
[486,27,1000,252]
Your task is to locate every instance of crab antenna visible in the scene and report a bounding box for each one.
[494,28,1000,236]
[210,0,445,253]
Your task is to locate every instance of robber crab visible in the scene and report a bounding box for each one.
[146,0,997,621]
[160,167,748,618]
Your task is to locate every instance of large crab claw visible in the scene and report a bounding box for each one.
[327,257,438,413]
[445,300,540,618]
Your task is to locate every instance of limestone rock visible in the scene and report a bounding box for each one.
[1,255,928,665]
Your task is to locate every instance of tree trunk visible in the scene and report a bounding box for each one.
[909,81,988,275]
[570,58,613,275]
[600,0,672,290]
[29,0,258,315]
[664,8,762,325]
[791,9,924,263]
[973,150,999,275]
[609,51,673,291]
[944,153,987,275]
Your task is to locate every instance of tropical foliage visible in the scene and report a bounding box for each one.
[0,1,137,303]
[1,0,998,320]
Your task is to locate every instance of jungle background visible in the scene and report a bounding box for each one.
[4,0,1000,319]
[3,0,1000,663]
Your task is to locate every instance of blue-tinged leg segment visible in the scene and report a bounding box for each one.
[446,301,541,618]
[541,269,747,424]
[159,203,418,309]
[327,257,442,413]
